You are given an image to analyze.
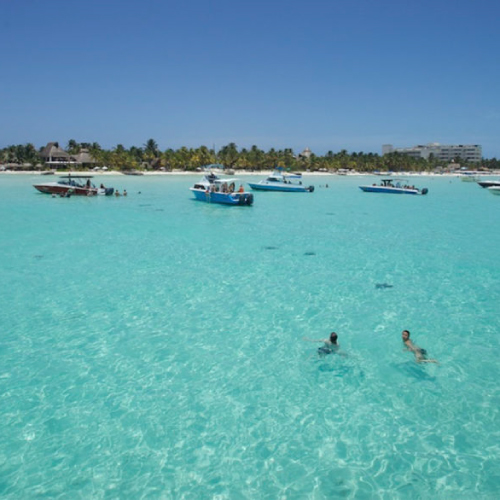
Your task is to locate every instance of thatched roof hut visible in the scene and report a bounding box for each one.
[72,148,96,166]
[40,142,71,161]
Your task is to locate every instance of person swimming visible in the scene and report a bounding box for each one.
[304,332,343,357]
[402,330,438,364]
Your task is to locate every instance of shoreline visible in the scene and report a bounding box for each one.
[1,170,498,177]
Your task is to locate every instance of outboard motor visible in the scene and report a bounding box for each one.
[238,193,254,205]
[105,188,115,196]
[308,186,315,192]
[421,188,428,195]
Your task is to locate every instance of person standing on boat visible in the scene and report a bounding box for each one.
[303,332,345,357]
[402,330,438,364]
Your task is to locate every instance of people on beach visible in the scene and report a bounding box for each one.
[402,330,438,364]
[304,332,345,357]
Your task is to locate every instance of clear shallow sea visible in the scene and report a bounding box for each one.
[1,174,499,499]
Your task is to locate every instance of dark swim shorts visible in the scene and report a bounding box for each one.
[318,346,333,356]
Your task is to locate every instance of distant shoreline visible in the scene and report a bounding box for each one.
[1,170,497,177]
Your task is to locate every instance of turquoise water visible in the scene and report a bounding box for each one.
[1,174,499,499]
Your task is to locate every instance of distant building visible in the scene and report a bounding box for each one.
[40,142,74,168]
[382,143,482,163]
[40,143,96,168]
[299,147,312,159]
[72,148,97,168]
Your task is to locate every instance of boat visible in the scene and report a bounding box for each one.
[459,171,480,182]
[247,169,314,192]
[33,175,114,196]
[477,179,500,188]
[123,170,144,176]
[359,178,428,195]
[487,186,500,196]
[190,171,254,205]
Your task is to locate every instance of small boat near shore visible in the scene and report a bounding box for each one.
[122,170,144,176]
[459,171,480,182]
[248,169,314,192]
[190,171,254,206]
[34,175,114,196]
[359,178,428,195]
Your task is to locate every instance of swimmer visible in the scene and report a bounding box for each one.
[402,330,438,364]
[303,332,345,357]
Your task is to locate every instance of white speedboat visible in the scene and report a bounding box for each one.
[487,186,500,196]
[190,171,253,206]
[248,170,314,192]
[34,175,114,196]
[477,179,500,188]
[359,178,428,195]
[459,171,480,182]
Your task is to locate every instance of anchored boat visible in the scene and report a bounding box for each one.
[248,169,314,192]
[190,171,253,206]
[33,175,114,196]
[359,178,428,195]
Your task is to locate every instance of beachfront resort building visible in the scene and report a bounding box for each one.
[40,143,96,169]
[382,143,482,163]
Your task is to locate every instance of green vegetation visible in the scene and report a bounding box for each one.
[1,139,498,172]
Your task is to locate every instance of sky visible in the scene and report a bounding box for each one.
[1,0,499,157]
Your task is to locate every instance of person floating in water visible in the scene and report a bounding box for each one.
[304,332,345,357]
[402,330,438,364]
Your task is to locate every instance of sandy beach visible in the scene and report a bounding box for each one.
[1,169,494,177]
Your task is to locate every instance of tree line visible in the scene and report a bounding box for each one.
[1,139,498,172]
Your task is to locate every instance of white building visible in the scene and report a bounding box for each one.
[299,147,312,159]
[382,143,482,163]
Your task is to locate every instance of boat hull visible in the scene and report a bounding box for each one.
[359,186,424,195]
[248,182,313,192]
[487,186,500,195]
[190,188,253,205]
[33,183,114,196]
[478,180,500,188]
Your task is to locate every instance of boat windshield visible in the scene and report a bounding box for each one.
[59,176,95,188]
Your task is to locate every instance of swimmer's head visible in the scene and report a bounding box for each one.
[329,332,338,344]
[402,330,410,341]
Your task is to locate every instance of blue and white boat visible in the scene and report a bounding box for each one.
[248,169,314,192]
[190,171,254,206]
[359,178,428,195]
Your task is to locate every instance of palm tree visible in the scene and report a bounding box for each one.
[218,143,239,167]
[66,139,80,154]
[143,139,160,169]
[247,145,265,170]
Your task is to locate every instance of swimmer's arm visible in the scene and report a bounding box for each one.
[303,337,327,343]
[418,358,439,364]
